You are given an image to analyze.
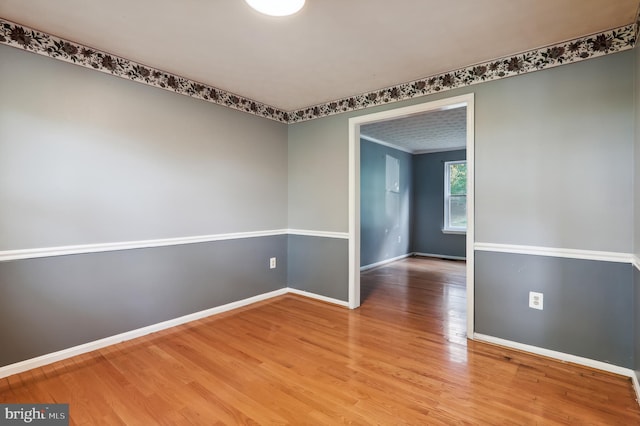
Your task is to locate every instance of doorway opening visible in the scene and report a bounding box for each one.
[348,93,475,338]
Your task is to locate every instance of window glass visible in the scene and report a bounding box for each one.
[444,160,467,232]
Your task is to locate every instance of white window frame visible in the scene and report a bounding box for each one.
[443,160,467,234]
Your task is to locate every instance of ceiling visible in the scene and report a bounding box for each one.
[0,0,638,112]
[361,107,467,153]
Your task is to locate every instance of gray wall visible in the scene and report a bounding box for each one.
[0,236,287,367]
[474,54,633,253]
[0,45,289,368]
[360,139,412,266]
[288,51,636,368]
[412,149,466,258]
[288,235,348,301]
[288,122,348,233]
[287,119,350,302]
[476,251,633,367]
[0,45,288,251]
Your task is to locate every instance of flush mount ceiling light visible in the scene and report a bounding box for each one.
[245,0,305,17]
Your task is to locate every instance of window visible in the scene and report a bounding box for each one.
[443,160,467,234]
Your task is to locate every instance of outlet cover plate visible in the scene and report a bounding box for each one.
[529,291,543,310]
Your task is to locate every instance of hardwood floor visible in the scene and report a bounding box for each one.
[1,257,639,424]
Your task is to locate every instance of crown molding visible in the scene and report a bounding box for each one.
[359,134,414,154]
[0,17,636,124]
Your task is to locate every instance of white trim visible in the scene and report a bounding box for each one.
[0,287,349,379]
[443,159,468,235]
[464,96,475,339]
[350,98,469,126]
[286,288,350,307]
[474,333,637,381]
[442,229,466,235]
[286,229,349,239]
[0,229,354,262]
[633,255,640,271]
[414,252,466,261]
[348,93,476,336]
[633,373,640,406]
[359,134,413,154]
[0,230,288,262]
[474,242,633,264]
[360,253,413,271]
[348,116,361,309]
[0,288,287,379]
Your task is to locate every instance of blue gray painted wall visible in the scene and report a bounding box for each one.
[0,235,287,367]
[412,149,466,258]
[287,235,348,301]
[475,251,633,367]
[360,139,412,266]
[360,142,466,266]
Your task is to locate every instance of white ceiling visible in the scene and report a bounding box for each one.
[0,0,637,111]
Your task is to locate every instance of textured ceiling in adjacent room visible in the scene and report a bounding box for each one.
[361,107,467,153]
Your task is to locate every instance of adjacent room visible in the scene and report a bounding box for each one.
[2,0,640,423]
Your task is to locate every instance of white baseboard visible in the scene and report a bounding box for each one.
[414,252,466,261]
[0,287,348,379]
[3,293,636,409]
[633,373,640,405]
[0,287,312,379]
[474,333,639,404]
[360,253,412,271]
[286,288,349,307]
[360,253,466,272]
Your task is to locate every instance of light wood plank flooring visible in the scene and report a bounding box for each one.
[1,257,639,424]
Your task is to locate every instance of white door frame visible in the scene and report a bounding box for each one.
[348,93,475,339]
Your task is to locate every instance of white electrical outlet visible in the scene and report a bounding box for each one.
[269,257,276,269]
[529,291,543,310]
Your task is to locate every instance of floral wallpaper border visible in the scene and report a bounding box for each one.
[0,17,637,124]
[287,24,636,123]
[0,18,289,123]
[636,2,640,45]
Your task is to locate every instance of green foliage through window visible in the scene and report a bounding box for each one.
[449,163,467,195]
[445,161,467,230]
